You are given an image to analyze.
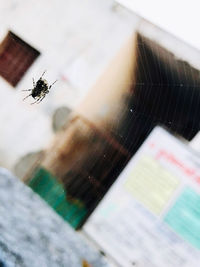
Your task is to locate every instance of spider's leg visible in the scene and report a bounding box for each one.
[31,96,44,105]
[23,93,32,101]
[36,95,46,104]
[31,98,40,105]
[32,78,35,87]
[49,80,58,90]
[40,70,46,79]
[22,89,32,91]
[31,94,43,105]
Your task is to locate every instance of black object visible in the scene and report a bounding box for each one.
[22,71,57,104]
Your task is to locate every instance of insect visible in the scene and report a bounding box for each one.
[22,71,57,104]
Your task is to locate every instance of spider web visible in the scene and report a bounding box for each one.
[1,1,200,266]
[29,28,200,230]
[113,33,200,154]
[80,31,200,266]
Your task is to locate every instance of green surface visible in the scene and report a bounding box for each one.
[28,168,87,229]
[165,187,200,249]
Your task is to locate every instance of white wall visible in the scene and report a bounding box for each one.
[0,0,139,170]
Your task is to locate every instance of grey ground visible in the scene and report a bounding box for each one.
[0,168,108,267]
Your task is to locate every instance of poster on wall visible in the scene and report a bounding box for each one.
[83,126,200,267]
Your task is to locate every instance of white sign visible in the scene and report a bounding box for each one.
[84,127,200,267]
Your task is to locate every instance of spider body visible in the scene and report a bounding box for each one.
[22,71,57,104]
[32,79,48,98]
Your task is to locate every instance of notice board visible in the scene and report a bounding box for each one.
[83,127,200,267]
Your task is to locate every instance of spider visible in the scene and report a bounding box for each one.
[22,71,57,104]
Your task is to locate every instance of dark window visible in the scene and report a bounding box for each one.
[0,31,40,87]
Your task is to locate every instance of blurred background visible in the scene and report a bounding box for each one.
[0,0,200,266]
